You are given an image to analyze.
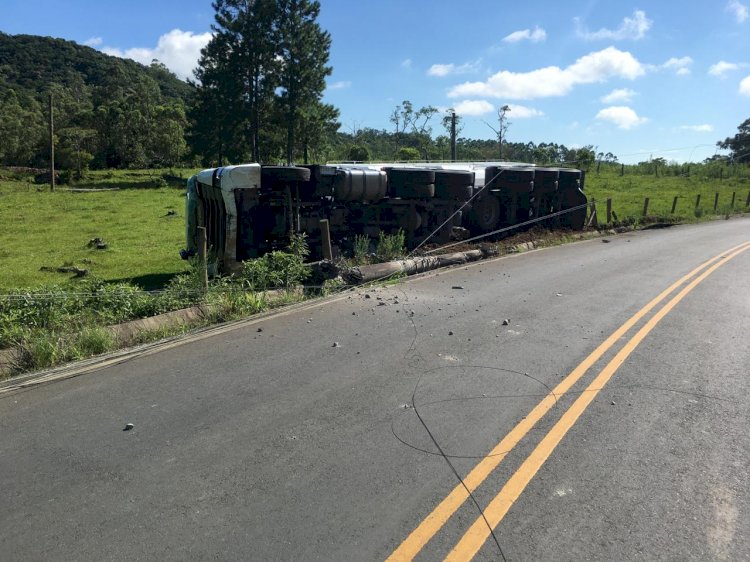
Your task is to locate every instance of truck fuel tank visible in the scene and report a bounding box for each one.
[333,168,388,201]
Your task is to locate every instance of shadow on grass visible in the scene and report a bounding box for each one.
[73,179,184,190]
[114,271,187,290]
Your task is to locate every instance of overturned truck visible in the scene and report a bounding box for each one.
[185,162,587,272]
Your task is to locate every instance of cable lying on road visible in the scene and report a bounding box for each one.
[387,239,750,562]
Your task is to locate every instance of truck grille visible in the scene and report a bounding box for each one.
[196,183,227,263]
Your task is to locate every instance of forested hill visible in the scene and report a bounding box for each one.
[0,33,192,101]
[0,32,194,170]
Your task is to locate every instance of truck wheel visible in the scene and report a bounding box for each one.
[434,171,473,200]
[387,169,436,184]
[261,166,311,183]
[469,195,501,233]
[392,182,435,198]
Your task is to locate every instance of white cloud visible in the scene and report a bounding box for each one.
[596,106,648,129]
[328,80,351,90]
[576,10,652,41]
[84,37,103,47]
[600,88,637,103]
[727,0,749,22]
[502,26,547,44]
[427,60,480,77]
[401,58,412,69]
[679,124,714,132]
[453,100,495,116]
[101,29,212,80]
[506,104,544,118]
[448,47,645,100]
[740,75,750,95]
[709,61,740,77]
[661,56,693,75]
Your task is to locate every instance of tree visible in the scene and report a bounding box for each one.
[277,0,332,164]
[57,127,96,177]
[483,105,511,159]
[388,100,437,159]
[191,0,335,165]
[569,145,596,170]
[149,103,188,167]
[0,32,193,168]
[193,0,279,164]
[347,145,370,162]
[397,147,420,161]
[296,100,340,163]
[718,117,750,163]
[0,88,45,166]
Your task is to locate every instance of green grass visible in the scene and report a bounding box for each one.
[585,168,750,223]
[0,168,200,289]
[1,166,748,291]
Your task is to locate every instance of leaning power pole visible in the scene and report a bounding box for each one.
[48,93,55,192]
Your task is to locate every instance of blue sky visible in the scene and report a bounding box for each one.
[3,0,749,163]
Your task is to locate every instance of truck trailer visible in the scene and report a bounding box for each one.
[185,162,587,272]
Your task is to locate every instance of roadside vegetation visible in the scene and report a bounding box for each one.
[586,162,750,224]
[0,233,310,377]
[1,162,748,379]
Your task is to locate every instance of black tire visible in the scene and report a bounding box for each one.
[261,166,311,183]
[392,182,435,198]
[468,195,501,233]
[387,168,436,185]
[434,171,474,200]
[557,188,588,229]
[484,166,501,188]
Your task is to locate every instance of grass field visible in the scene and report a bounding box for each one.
[0,168,199,290]
[0,165,748,290]
[586,167,750,221]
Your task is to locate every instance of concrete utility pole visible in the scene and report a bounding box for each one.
[450,111,457,162]
[48,93,55,192]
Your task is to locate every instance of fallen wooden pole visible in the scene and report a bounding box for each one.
[343,250,484,285]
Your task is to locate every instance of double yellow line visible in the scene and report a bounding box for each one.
[388,240,750,562]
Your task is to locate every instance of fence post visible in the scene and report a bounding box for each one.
[671,196,678,214]
[746,191,750,207]
[319,219,333,261]
[606,198,612,224]
[695,194,701,209]
[642,197,650,217]
[620,163,624,176]
[714,192,719,212]
[587,201,598,228]
[731,191,736,209]
[197,226,209,292]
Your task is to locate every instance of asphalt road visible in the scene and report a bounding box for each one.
[1,218,749,561]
